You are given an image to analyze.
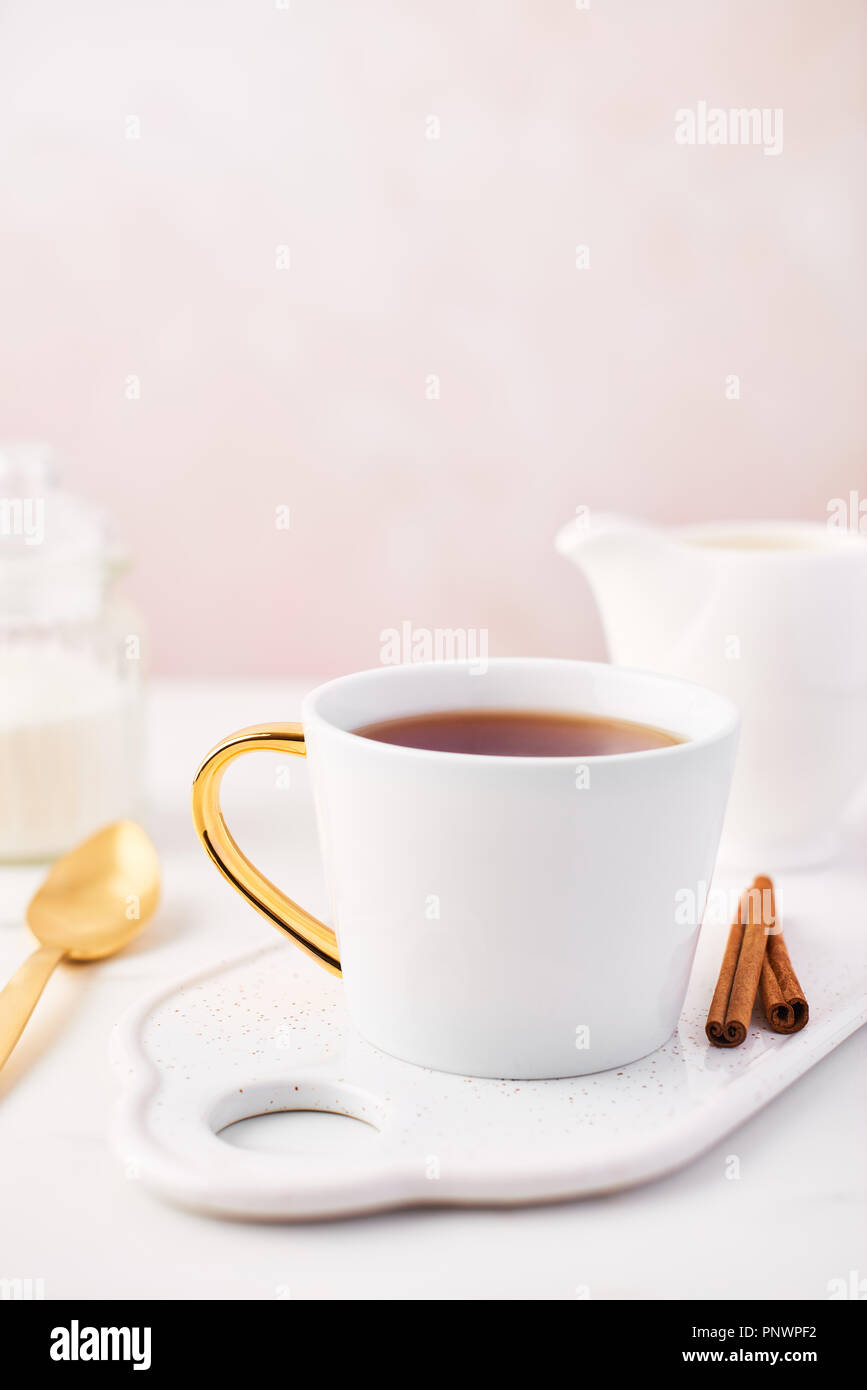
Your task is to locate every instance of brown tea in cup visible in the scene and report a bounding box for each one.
[353,708,683,756]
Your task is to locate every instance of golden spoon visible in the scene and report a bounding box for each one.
[0,821,160,1071]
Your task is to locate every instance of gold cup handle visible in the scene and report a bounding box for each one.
[191,724,341,976]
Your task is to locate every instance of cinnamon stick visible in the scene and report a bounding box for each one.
[706,881,769,1047]
[705,891,747,1046]
[756,875,809,1034]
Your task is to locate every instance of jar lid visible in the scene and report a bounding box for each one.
[0,443,110,625]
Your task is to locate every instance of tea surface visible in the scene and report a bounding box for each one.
[353,708,683,756]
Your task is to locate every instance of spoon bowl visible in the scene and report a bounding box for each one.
[27,820,161,960]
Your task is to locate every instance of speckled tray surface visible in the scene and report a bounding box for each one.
[111,866,867,1219]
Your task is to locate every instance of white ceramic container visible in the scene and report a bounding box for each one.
[557,515,867,868]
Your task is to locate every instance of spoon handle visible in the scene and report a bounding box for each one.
[0,945,67,1070]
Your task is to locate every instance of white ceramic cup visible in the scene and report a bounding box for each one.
[192,659,738,1079]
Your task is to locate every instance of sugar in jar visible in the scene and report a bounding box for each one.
[0,445,146,861]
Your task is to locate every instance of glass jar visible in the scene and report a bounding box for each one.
[0,444,146,861]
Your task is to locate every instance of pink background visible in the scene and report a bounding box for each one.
[1,0,864,675]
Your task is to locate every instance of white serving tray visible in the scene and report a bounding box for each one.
[111,865,867,1220]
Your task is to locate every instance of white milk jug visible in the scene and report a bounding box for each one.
[556,513,867,867]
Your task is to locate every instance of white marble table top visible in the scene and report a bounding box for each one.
[1,679,864,1299]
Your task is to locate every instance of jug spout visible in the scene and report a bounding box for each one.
[555,512,709,666]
